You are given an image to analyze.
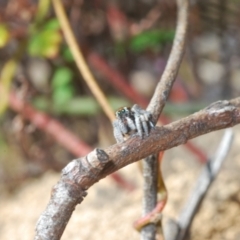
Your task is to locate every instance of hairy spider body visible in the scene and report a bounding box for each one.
[113,105,154,143]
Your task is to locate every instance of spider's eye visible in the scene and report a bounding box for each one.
[115,107,131,118]
[116,108,124,117]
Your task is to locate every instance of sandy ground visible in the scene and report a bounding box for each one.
[0,126,240,240]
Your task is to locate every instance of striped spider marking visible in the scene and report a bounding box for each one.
[112,105,154,143]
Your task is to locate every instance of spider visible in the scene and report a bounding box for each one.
[112,104,154,143]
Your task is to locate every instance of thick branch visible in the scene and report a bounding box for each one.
[35,98,240,240]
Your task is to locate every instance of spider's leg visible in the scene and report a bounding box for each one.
[143,112,155,129]
[113,120,125,143]
[140,114,149,136]
[149,120,155,128]
[133,104,155,135]
[132,104,145,137]
[135,115,143,138]
[131,104,143,114]
[132,104,152,122]
[119,119,128,134]
[126,117,136,131]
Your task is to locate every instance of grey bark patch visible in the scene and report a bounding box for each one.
[96,149,109,163]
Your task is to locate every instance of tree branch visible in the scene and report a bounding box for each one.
[35,97,240,240]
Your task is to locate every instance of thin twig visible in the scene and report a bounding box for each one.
[141,0,189,238]
[52,0,115,121]
[164,128,234,240]
[35,98,240,240]
[147,0,189,123]
[177,128,233,239]
[141,155,159,240]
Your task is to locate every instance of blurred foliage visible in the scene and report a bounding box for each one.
[28,19,62,58]
[163,102,206,117]
[35,0,51,23]
[1,0,238,189]
[0,60,18,116]
[62,46,74,62]
[51,67,75,106]
[0,24,10,48]
[34,96,130,116]
[129,30,175,53]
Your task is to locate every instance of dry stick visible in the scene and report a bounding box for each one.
[52,0,115,121]
[177,128,233,240]
[141,155,159,240]
[147,0,189,123]
[34,98,240,240]
[164,128,234,240]
[141,0,189,239]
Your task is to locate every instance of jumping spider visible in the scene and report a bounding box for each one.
[112,104,154,143]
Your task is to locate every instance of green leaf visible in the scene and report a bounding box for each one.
[130,30,175,53]
[57,97,99,115]
[52,67,73,88]
[44,19,60,31]
[33,96,130,116]
[52,86,74,106]
[62,46,74,62]
[0,24,10,48]
[51,67,74,106]
[35,0,51,23]
[28,31,62,58]
[28,19,62,58]
[0,59,18,116]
